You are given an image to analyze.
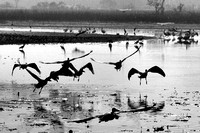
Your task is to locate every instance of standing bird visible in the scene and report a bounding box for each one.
[26,69,51,94]
[19,49,26,60]
[101,28,106,34]
[124,28,128,36]
[91,46,141,71]
[128,66,166,85]
[12,59,41,75]
[19,43,26,50]
[108,42,112,52]
[60,44,66,57]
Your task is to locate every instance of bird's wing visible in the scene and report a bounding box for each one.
[28,63,41,74]
[121,47,141,62]
[11,64,20,75]
[128,68,141,80]
[79,62,94,74]
[70,50,93,61]
[91,58,116,65]
[148,66,166,77]
[26,69,41,82]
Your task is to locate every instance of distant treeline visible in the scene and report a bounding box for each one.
[0,9,200,24]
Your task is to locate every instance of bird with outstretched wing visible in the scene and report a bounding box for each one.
[128,66,166,85]
[40,50,93,65]
[26,69,51,94]
[73,62,95,81]
[91,46,141,71]
[12,60,41,76]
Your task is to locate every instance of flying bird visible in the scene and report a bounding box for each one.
[26,69,51,94]
[48,62,94,82]
[128,66,166,85]
[12,59,41,75]
[73,62,94,81]
[40,50,93,65]
[91,46,141,71]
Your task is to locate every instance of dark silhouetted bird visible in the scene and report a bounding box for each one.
[19,49,25,60]
[19,43,26,50]
[128,66,166,85]
[63,28,68,32]
[76,29,88,36]
[101,28,106,34]
[91,46,141,71]
[108,42,112,52]
[73,62,94,81]
[26,69,51,94]
[40,50,93,65]
[12,60,41,76]
[60,44,66,56]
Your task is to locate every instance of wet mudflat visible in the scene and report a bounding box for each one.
[0,25,200,133]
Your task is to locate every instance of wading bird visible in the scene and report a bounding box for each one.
[128,66,165,85]
[12,59,41,75]
[60,44,66,56]
[26,69,51,94]
[91,46,141,71]
[19,43,26,50]
[19,49,26,60]
[101,28,106,34]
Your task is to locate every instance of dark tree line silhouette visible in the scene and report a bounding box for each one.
[0,9,200,24]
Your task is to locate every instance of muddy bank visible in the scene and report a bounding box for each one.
[0,31,155,44]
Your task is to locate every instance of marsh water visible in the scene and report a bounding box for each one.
[0,26,200,133]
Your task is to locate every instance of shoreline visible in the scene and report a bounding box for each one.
[0,30,155,44]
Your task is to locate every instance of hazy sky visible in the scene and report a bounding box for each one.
[1,0,200,10]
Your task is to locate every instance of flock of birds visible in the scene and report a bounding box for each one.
[4,25,200,133]
[10,26,168,94]
[162,27,199,45]
[11,32,166,95]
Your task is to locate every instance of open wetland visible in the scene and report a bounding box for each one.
[0,24,200,133]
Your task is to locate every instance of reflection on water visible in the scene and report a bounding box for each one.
[1,28,200,132]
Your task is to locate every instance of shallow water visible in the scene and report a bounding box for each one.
[0,27,200,133]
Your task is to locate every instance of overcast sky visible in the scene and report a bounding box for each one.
[0,0,200,10]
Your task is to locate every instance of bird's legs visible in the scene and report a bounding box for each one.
[145,78,147,84]
[140,79,141,85]
[39,87,43,94]
[33,87,36,92]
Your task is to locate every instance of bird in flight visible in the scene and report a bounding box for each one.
[128,66,165,85]
[26,69,51,94]
[48,62,94,82]
[91,46,141,71]
[73,62,94,81]
[12,59,41,75]
[40,50,93,65]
